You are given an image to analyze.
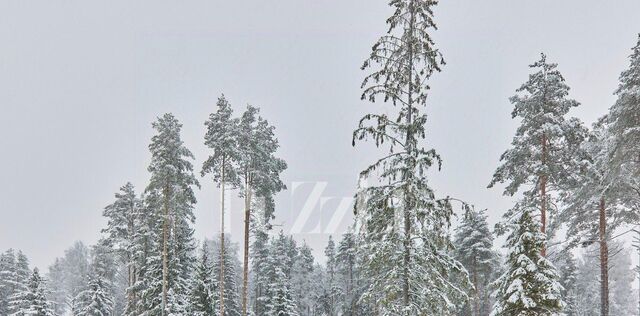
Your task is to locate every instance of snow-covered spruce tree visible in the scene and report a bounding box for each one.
[74,277,113,316]
[211,237,242,316]
[353,1,469,314]
[491,209,564,316]
[10,268,54,316]
[191,242,219,316]
[453,209,500,316]
[7,251,33,315]
[553,251,578,316]
[102,182,143,313]
[145,113,199,316]
[236,105,287,316]
[250,196,275,316]
[202,95,242,316]
[132,190,163,315]
[46,258,67,315]
[0,249,18,315]
[45,242,90,315]
[335,232,365,316]
[488,53,585,256]
[263,232,299,316]
[290,242,314,315]
[74,239,117,316]
[323,236,339,315]
[573,252,600,316]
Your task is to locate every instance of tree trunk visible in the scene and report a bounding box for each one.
[220,160,226,316]
[242,174,251,316]
[540,133,547,257]
[161,186,169,316]
[402,1,416,308]
[599,196,609,316]
[472,256,479,316]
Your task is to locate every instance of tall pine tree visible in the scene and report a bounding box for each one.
[202,95,242,316]
[145,113,199,316]
[488,53,585,256]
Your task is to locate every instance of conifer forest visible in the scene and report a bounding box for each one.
[2,1,640,316]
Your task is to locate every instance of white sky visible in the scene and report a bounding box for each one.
[1,0,640,271]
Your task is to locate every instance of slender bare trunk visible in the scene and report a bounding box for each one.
[599,197,609,316]
[540,133,548,257]
[161,186,169,316]
[220,159,226,316]
[242,173,251,316]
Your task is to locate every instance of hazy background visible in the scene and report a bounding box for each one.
[1,0,640,270]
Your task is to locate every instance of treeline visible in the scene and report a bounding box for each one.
[1,0,640,315]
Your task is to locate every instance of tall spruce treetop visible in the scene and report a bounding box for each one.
[202,95,241,186]
[491,210,564,316]
[353,0,468,314]
[489,53,585,241]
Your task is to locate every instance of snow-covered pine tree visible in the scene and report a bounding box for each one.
[10,268,54,316]
[453,209,500,316]
[488,53,585,257]
[191,242,219,316]
[202,95,242,316]
[236,105,287,316]
[211,237,242,316]
[102,182,143,313]
[608,34,640,193]
[145,113,199,316]
[559,118,636,316]
[490,209,564,316]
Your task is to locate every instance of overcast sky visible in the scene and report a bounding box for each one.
[1,0,640,270]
